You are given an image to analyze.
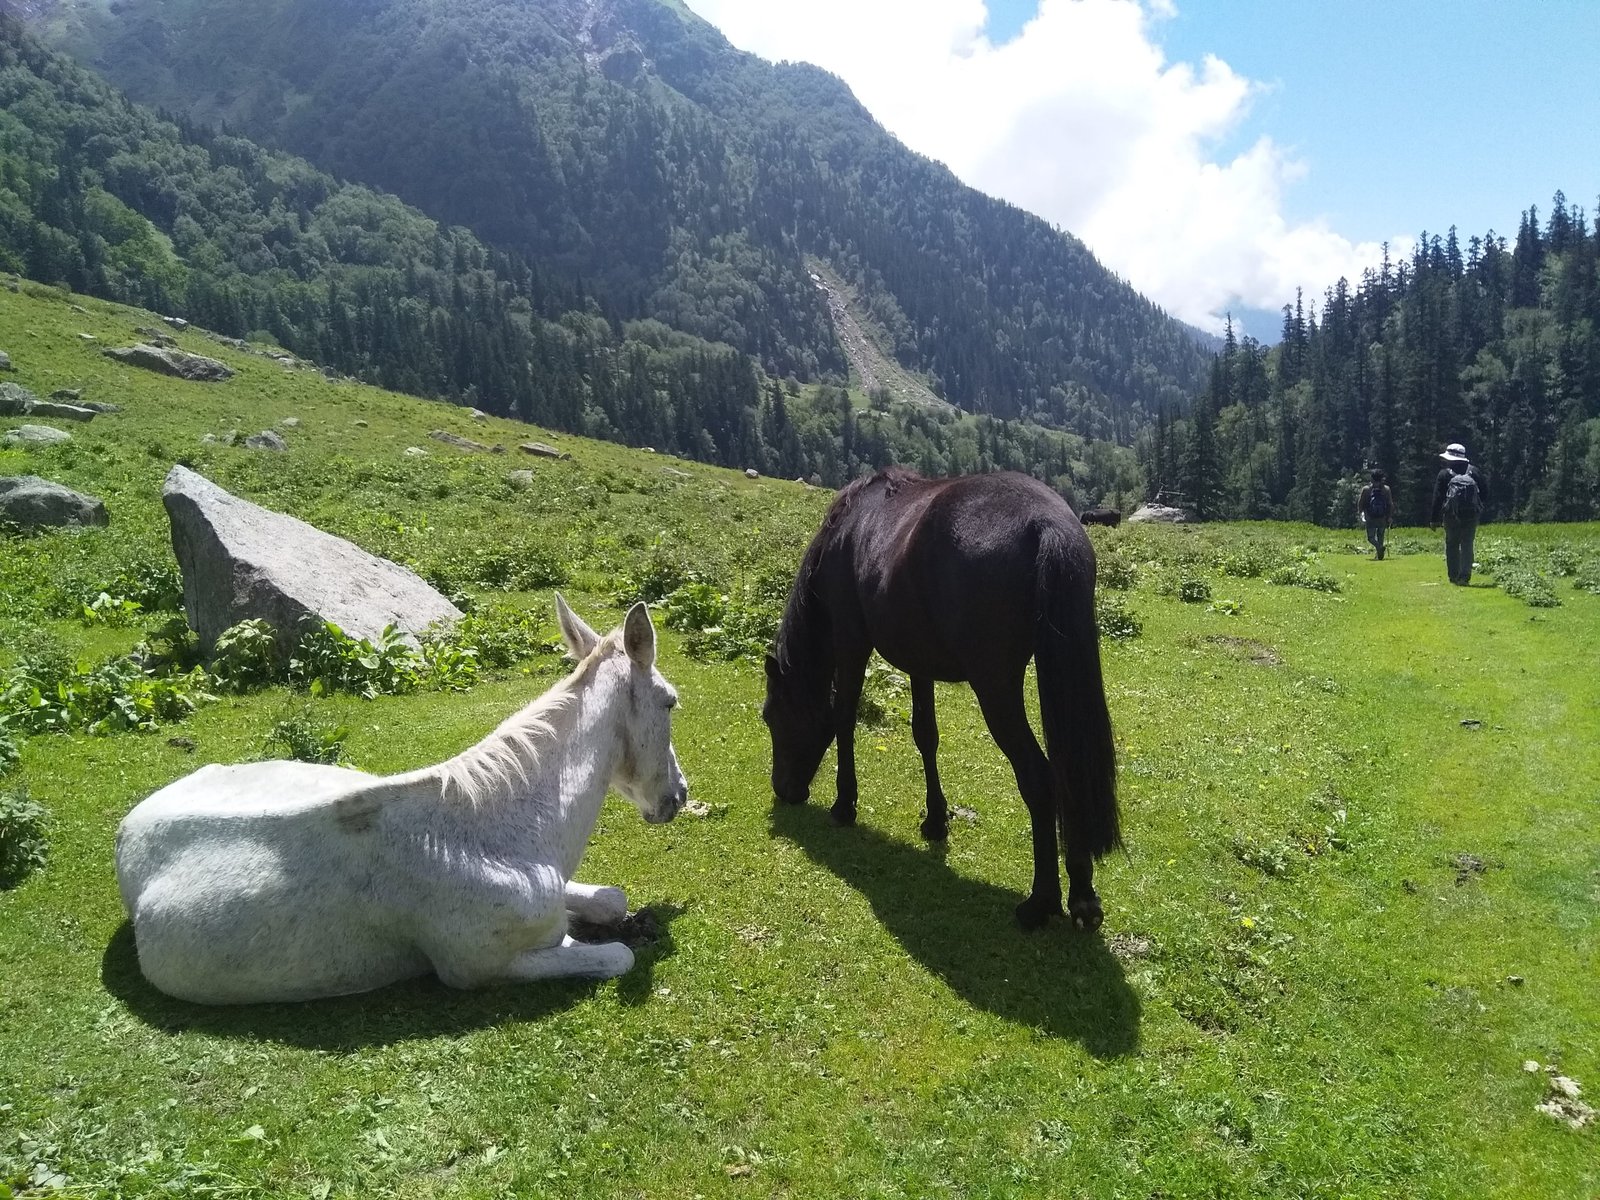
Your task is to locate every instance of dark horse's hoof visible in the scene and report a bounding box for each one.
[1014,894,1064,930]
[1068,894,1105,933]
[829,801,857,827]
[919,813,949,842]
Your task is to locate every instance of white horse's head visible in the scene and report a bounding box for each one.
[556,595,688,824]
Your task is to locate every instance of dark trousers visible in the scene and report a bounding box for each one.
[1444,518,1477,584]
[1365,520,1387,559]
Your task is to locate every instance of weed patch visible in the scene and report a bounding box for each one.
[0,784,49,888]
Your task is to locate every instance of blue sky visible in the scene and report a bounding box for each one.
[686,0,1600,339]
[986,0,1600,252]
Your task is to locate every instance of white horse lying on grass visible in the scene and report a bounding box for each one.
[115,596,688,1005]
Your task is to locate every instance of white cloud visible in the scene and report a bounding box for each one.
[682,0,1403,333]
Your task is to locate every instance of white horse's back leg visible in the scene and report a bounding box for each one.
[564,880,628,925]
[507,935,634,980]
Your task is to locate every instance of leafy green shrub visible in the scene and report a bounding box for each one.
[1574,562,1600,595]
[1267,563,1342,593]
[1498,568,1560,608]
[856,658,909,728]
[1217,546,1273,578]
[420,638,479,692]
[0,785,50,888]
[134,615,204,675]
[662,580,727,634]
[449,605,559,671]
[1096,595,1143,640]
[79,592,144,627]
[1231,834,1297,878]
[1545,544,1581,577]
[1209,598,1243,616]
[421,538,570,593]
[1178,577,1213,603]
[1097,554,1138,590]
[210,619,282,691]
[0,729,20,775]
[665,569,788,662]
[619,555,688,606]
[263,706,352,766]
[289,621,421,699]
[103,558,184,612]
[1,654,212,737]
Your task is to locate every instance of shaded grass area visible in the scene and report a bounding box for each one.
[2,287,1598,1197]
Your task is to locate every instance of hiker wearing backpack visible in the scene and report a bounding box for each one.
[1429,442,1489,585]
[1357,469,1394,559]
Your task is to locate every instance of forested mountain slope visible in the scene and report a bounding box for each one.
[29,0,1210,438]
[0,16,1146,504]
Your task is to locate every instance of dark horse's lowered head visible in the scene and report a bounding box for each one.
[762,467,1120,931]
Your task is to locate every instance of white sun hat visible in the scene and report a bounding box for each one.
[1440,443,1469,463]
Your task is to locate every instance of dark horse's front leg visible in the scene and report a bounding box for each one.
[973,675,1066,930]
[911,676,949,841]
[829,651,870,826]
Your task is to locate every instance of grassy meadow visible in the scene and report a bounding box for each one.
[1,284,1597,1198]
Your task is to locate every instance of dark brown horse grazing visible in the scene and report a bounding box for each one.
[762,468,1120,930]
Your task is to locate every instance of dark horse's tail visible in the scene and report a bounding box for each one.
[1033,522,1121,860]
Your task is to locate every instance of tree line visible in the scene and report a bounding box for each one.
[1152,198,1600,524]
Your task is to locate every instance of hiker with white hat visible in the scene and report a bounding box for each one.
[1429,442,1489,585]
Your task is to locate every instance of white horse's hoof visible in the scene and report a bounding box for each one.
[597,941,636,978]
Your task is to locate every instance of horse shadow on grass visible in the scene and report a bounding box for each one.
[101,904,686,1051]
[770,803,1140,1059]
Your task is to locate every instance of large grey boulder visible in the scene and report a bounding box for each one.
[27,400,96,422]
[519,441,571,461]
[162,466,462,653]
[1128,503,1190,524]
[3,424,72,447]
[431,429,492,453]
[0,475,108,527]
[0,381,38,414]
[103,343,234,382]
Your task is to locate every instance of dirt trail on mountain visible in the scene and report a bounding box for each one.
[808,263,947,411]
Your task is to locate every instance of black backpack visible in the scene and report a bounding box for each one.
[1366,487,1390,519]
[1443,470,1481,519]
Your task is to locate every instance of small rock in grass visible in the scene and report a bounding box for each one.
[244,430,287,451]
[0,349,12,370]
[1523,1060,1541,1073]
[404,446,428,457]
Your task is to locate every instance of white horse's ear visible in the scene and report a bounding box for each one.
[623,601,656,668]
[555,593,599,661]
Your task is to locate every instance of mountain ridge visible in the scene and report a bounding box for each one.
[23,0,1212,439]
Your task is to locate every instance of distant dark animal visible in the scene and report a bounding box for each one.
[762,468,1120,931]
[1081,507,1122,527]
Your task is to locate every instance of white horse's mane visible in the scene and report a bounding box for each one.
[431,631,622,808]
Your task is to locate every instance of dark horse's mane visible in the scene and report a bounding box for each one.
[774,467,922,675]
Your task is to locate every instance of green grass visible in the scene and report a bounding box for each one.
[2,286,1598,1197]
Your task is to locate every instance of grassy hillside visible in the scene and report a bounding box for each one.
[2,284,1597,1198]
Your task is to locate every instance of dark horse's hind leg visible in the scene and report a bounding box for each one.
[911,676,949,841]
[829,650,870,827]
[972,675,1064,930]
